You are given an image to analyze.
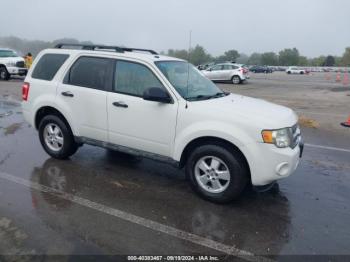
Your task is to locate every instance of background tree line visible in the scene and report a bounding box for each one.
[1,36,350,67]
[164,46,350,67]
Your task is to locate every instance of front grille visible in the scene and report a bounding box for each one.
[16,61,25,68]
[290,124,301,148]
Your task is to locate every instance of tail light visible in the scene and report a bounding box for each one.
[22,82,30,101]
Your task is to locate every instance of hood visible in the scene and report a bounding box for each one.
[191,93,298,129]
[0,57,24,63]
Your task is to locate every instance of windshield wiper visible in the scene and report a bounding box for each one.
[186,95,210,101]
[187,92,228,101]
[207,92,228,99]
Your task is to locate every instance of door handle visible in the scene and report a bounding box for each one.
[113,101,128,108]
[61,91,74,97]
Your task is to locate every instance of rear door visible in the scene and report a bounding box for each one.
[107,59,178,157]
[221,65,234,80]
[57,56,113,142]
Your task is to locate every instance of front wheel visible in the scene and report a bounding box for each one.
[186,144,248,203]
[232,75,241,84]
[0,67,10,81]
[38,115,78,159]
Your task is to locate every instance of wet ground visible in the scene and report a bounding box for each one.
[0,73,350,261]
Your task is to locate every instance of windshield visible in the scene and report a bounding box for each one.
[155,61,225,101]
[0,50,18,58]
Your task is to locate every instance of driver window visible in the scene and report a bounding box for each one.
[114,60,164,97]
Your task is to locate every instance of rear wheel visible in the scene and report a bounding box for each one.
[38,115,78,159]
[231,75,241,84]
[300,71,304,74]
[0,67,10,81]
[186,144,248,203]
[287,71,291,74]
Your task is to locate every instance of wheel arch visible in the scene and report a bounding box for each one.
[34,106,74,134]
[179,136,251,181]
[231,74,241,80]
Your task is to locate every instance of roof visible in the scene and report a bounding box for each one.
[44,44,185,64]
[215,62,244,67]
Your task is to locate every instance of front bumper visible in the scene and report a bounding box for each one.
[7,66,27,76]
[245,139,302,186]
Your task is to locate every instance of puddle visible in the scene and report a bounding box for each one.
[0,100,21,118]
[3,123,23,135]
[331,87,350,92]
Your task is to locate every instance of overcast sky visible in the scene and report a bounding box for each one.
[1,0,349,57]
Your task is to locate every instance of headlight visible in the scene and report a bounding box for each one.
[5,61,16,67]
[262,128,292,148]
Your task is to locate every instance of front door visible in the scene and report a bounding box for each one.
[107,60,178,157]
[206,64,223,81]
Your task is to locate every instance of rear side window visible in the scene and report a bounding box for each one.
[211,65,223,71]
[65,56,113,90]
[114,60,164,97]
[223,65,233,70]
[32,54,69,81]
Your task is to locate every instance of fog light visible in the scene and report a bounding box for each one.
[276,162,289,176]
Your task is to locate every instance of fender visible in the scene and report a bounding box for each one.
[172,120,258,162]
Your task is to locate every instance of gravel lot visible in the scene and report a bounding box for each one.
[0,72,349,261]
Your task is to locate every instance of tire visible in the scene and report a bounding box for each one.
[300,71,304,75]
[38,115,78,159]
[0,67,10,81]
[185,144,248,203]
[231,75,241,84]
[287,71,291,74]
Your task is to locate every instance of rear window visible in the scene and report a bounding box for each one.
[32,54,69,81]
[65,56,114,91]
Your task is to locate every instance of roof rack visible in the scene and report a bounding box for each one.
[54,43,158,55]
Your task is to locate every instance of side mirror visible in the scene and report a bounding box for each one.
[143,87,172,103]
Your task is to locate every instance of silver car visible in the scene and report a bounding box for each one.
[202,63,249,84]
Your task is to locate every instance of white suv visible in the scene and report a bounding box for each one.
[0,48,28,80]
[22,44,303,203]
[202,63,249,84]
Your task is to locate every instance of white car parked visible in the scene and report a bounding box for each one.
[22,44,303,203]
[0,48,27,80]
[202,63,249,84]
[286,67,306,74]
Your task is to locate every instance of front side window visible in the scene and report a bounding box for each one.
[156,61,225,101]
[32,54,69,81]
[114,60,164,96]
[66,56,113,90]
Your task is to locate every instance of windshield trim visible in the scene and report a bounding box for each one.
[155,60,225,102]
[0,50,18,58]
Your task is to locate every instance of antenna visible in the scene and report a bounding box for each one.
[185,30,192,109]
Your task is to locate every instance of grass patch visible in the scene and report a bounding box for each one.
[299,116,319,128]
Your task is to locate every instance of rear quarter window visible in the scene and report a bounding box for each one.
[32,54,69,81]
